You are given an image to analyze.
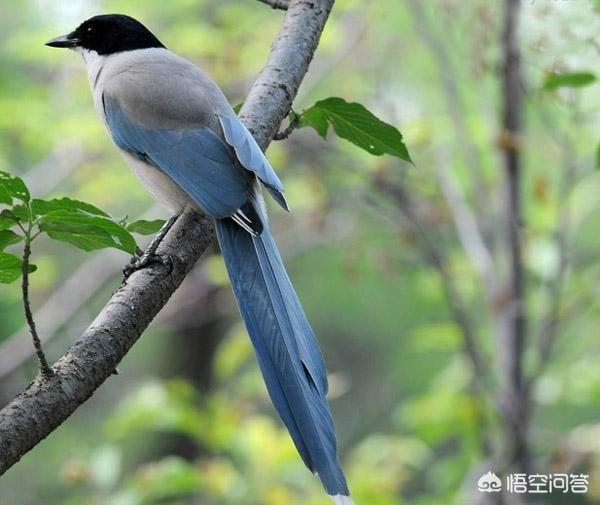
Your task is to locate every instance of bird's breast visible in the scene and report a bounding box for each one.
[120,150,193,214]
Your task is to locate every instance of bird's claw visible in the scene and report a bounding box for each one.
[122,252,173,282]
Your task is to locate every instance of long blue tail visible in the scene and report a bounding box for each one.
[215,205,351,500]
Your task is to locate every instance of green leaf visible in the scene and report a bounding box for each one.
[0,216,17,231]
[126,219,166,235]
[31,197,108,217]
[0,252,36,284]
[299,107,329,139]
[0,186,11,205]
[39,210,137,254]
[542,71,597,91]
[298,97,412,162]
[595,141,600,170]
[232,102,243,114]
[0,252,22,283]
[0,205,28,223]
[0,230,22,250]
[0,171,30,203]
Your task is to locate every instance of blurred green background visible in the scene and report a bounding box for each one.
[1,0,600,504]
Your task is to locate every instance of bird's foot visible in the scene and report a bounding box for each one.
[122,214,179,282]
[122,251,173,282]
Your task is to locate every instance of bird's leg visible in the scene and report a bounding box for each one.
[123,214,179,281]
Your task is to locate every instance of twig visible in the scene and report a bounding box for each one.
[498,0,528,477]
[0,0,335,475]
[528,131,577,385]
[436,161,495,294]
[21,240,52,376]
[256,0,289,10]
[374,179,488,386]
[0,209,160,383]
[273,109,300,140]
[407,0,492,243]
[372,176,492,456]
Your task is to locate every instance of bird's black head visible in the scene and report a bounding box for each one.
[46,14,165,55]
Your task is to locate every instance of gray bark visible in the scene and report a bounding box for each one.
[0,0,334,475]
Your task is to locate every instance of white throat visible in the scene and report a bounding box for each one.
[77,48,107,90]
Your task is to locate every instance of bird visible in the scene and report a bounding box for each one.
[46,14,354,504]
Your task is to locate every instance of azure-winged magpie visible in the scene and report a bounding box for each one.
[47,14,354,504]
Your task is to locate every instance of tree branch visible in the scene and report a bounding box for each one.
[407,0,492,245]
[1,0,349,382]
[0,0,334,475]
[497,0,528,477]
[0,219,152,384]
[436,161,495,294]
[239,1,333,140]
[527,121,577,390]
[256,0,289,10]
[371,176,492,456]
[21,240,52,377]
[273,110,299,140]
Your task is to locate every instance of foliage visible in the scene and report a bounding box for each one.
[0,171,156,284]
[298,97,412,163]
[125,219,166,235]
[542,71,597,91]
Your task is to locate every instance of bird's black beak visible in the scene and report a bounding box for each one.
[45,32,79,49]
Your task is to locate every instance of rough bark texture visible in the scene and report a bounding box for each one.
[239,0,333,142]
[0,0,334,475]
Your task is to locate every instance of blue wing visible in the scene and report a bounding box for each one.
[103,96,251,219]
[218,114,289,211]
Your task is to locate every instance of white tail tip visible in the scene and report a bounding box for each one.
[330,495,356,505]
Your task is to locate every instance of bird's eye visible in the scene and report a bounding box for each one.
[86,27,93,33]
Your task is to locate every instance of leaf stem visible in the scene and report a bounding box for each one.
[273,109,300,140]
[5,210,28,235]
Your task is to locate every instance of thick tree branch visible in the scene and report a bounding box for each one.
[239,1,333,139]
[0,0,334,475]
[2,0,347,382]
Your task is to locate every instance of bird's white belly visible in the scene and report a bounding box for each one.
[121,151,193,213]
